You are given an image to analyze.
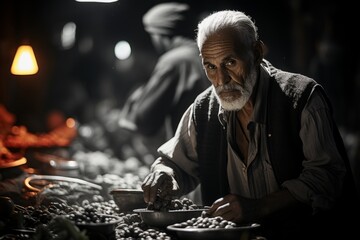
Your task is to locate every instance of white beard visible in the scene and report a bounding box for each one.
[214,67,257,111]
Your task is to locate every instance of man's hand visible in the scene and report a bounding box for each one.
[206,190,301,224]
[206,194,261,224]
[141,170,180,204]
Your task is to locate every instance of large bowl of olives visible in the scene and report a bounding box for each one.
[134,208,205,228]
[133,197,206,228]
[167,216,261,240]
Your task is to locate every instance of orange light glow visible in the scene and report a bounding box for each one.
[66,118,76,128]
[11,45,39,75]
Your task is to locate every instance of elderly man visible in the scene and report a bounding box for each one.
[141,10,358,239]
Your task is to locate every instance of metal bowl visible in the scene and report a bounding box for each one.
[75,214,122,236]
[23,174,102,192]
[133,208,205,228]
[31,151,79,177]
[0,157,27,169]
[110,189,146,213]
[167,223,261,240]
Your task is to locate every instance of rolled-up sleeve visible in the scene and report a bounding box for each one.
[151,104,200,195]
[282,88,347,213]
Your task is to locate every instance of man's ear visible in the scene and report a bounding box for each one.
[254,40,265,65]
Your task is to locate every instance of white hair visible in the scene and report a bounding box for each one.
[196,10,258,51]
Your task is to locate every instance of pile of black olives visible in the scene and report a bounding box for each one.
[172,215,237,229]
[147,197,200,211]
[65,205,117,224]
[116,213,171,239]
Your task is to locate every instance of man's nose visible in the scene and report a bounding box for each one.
[217,69,231,85]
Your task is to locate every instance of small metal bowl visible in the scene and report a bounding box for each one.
[110,189,146,213]
[133,208,206,228]
[75,214,122,236]
[167,223,261,240]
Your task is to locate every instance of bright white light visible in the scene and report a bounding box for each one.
[76,0,118,3]
[61,22,76,49]
[115,41,131,60]
[79,125,93,138]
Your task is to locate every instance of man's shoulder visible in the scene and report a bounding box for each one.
[263,60,318,109]
[262,59,315,84]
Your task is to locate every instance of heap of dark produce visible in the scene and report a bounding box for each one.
[147,197,200,211]
[0,195,174,240]
[172,214,237,229]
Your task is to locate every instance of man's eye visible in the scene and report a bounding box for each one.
[225,59,235,66]
[206,64,216,70]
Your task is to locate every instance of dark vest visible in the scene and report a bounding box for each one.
[192,62,354,206]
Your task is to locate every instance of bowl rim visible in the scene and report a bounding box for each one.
[0,157,27,169]
[167,222,261,232]
[24,174,102,192]
[133,208,206,213]
[110,189,143,194]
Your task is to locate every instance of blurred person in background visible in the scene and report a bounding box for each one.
[118,2,209,144]
[141,10,359,240]
[118,2,210,204]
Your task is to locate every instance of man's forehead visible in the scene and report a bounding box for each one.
[201,30,237,58]
[201,28,238,49]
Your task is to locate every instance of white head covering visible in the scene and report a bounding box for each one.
[143,2,191,37]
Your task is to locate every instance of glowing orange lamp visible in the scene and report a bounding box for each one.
[10,45,39,75]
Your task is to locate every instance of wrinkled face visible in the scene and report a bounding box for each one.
[200,28,257,111]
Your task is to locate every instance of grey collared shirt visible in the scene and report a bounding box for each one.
[153,65,346,211]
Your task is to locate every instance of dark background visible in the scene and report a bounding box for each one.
[0,0,358,134]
